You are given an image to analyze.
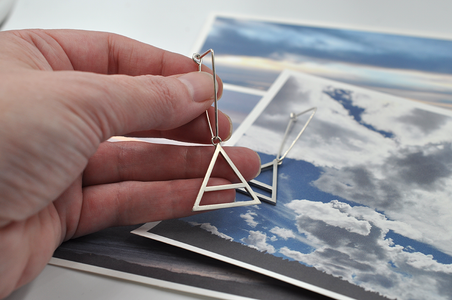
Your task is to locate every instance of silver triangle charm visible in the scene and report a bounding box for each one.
[192,144,261,212]
[238,159,278,205]
[249,159,279,205]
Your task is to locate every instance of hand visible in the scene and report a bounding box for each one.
[0,29,260,298]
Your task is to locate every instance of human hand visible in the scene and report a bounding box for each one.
[0,29,260,298]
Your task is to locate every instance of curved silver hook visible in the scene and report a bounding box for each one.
[192,49,219,144]
[277,107,317,163]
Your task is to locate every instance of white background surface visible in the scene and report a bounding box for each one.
[2,0,452,299]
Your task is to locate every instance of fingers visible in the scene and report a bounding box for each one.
[125,106,232,144]
[83,141,261,186]
[72,178,235,238]
[9,30,203,74]
[54,70,221,141]
[18,29,223,96]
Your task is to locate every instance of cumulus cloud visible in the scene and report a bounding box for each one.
[241,231,276,254]
[270,226,296,240]
[189,222,233,241]
[283,199,452,300]
[240,210,259,228]
[312,143,452,254]
[287,200,372,236]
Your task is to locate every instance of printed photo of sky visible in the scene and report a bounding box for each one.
[198,16,452,109]
[218,89,262,132]
[181,71,452,300]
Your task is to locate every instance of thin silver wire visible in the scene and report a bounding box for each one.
[192,49,220,145]
[277,107,317,163]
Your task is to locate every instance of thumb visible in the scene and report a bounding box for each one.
[70,71,219,141]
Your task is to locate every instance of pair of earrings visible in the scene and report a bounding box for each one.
[191,49,316,211]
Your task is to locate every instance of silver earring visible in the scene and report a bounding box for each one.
[191,49,261,212]
[239,107,317,205]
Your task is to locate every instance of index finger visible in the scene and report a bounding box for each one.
[39,29,223,99]
[33,29,216,76]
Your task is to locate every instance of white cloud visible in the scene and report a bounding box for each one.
[270,226,296,240]
[282,199,452,300]
[280,246,308,262]
[285,199,426,249]
[241,231,276,254]
[279,173,289,180]
[286,200,372,236]
[240,210,259,228]
[401,251,452,273]
[189,222,233,241]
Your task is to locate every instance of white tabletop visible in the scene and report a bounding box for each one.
[2,0,452,299]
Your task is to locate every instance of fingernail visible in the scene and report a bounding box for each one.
[217,76,224,100]
[223,113,233,142]
[178,72,218,103]
[254,152,261,178]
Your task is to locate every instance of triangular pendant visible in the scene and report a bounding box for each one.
[192,144,261,211]
[239,159,278,205]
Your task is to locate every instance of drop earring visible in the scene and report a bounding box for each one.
[239,107,317,205]
[191,49,261,212]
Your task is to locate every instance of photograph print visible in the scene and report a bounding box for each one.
[194,14,452,109]
[137,70,452,300]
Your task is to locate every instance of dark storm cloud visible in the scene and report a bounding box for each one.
[313,142,452,211]
[356,273,397,289]
[385,143,452,188]
[345,166,402,210]
[296,216,388,262]
[316,248,376,273]
[434,273,452,299]
[204,17,452,74]
[313,166,403,211]
[398,108,450,135]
